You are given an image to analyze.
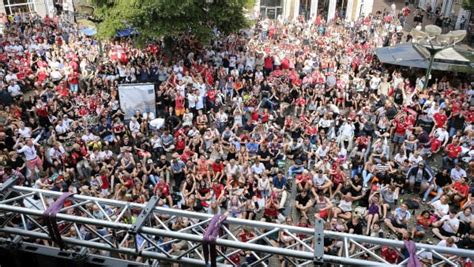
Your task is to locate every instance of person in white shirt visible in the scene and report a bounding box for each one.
[437,237,457,249]
[5,71,17,83]
[55,119,67,135]
[312,170,332,195]
[17,124,32,138]
[430,196,450,218]
[81,130,99,144]
[450,164,467,182]
[316,144,330,159]
[187,91,197,110]
[47,142,66,165]
[7,81,22,97]
[14,131,43,178]
[251,159,265,175]
[337,119,355,150]
[432,210,460,240]
[128,116,141,137]
[432,126,450,148]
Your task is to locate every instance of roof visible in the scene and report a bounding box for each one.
[375,43,474,73]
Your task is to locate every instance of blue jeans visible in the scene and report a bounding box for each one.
[362,170,373,187]
[423,185,443,202]
[149,175,159,185]
[442,156,458,169]
[448,127,457,137]
[351,166,362,179]
[288,166,304,178]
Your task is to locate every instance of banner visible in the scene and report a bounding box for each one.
[118,83,156,120]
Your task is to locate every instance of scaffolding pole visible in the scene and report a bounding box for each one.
[0,185,473,266]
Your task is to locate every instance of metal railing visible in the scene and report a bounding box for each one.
[0,184,472,266]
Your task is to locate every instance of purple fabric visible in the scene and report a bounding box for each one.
[43,192,74,249]
[203,214,227,267]
[404,240,422,267]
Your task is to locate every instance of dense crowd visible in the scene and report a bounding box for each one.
[0,6,473,266]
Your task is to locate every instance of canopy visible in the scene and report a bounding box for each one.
[80,27,97,36]
[375,43,474,73]
[115,27,138,38]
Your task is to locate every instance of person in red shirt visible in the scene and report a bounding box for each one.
[206,88,217,110]
[263,55,273,76]
[154,179,173,206]
[98,168,110,195]
[294,96,306,117]
[175,94,185,116]
[447,177,469,204]
[211,180,225,203]
[211,159,225,182]
[296,170,313,192]
[175,135,186,154]
[433,109,448,129]
[443,139,462,168]
[392,116,409,153]
[68,71,79,93]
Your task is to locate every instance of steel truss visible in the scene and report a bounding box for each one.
[0,184,472,266]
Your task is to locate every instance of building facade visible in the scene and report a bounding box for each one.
[0,0,68,17]
[253,0,374,22]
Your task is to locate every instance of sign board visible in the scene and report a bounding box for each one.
[118,83,156,120]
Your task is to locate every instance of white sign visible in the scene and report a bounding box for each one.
[118,83,156,120]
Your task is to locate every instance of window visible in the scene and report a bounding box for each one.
[260,0,283,19]
[3,0,35,15]
[261,0,282,7]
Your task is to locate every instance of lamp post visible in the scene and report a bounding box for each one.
[410,25,466,90]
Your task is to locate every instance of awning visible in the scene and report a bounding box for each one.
[80,27,97,36]
[375,43,474,73]
[115,28,138,38]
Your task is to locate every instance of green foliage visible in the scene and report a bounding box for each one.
[461,0,474,11]
[90,0,250,43]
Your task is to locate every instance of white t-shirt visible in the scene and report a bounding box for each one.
[187,93,197,108]
[437,239,457,248]
[431,200,449,217]
[313,174,329,186]
[450,168,467,182]
[18,127,32,138]
[251,163,265,175]
[441,215,460,234]
[8,84,22,97]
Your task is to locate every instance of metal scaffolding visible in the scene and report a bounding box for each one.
[0,183,473,266]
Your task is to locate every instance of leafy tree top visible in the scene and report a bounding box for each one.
[90,0,250,43]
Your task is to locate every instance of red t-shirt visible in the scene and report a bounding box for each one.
[154,181,170,196]
[446,143,462,159]
[394,120,408,135]
[453,181,469,197]
[433,113,447,128]
[175,95,185,109]
[261,112,269,123]
[239,231,255,242]
[207,90,216,102]
[264,56,273,69]
[464,111,474,123]
[175,138,185,151]
[296,97,306,106]
[211,162,224,173]
[211,183,224,199]
[251,110,259,122]
[100,175,109,190]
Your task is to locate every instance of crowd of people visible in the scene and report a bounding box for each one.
[0,5,473,266]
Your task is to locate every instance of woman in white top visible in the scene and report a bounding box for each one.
[332,192,354,220]
[182,109,193,127]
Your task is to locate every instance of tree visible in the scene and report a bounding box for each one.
[90,0,250,42]
[461,0,474,12]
